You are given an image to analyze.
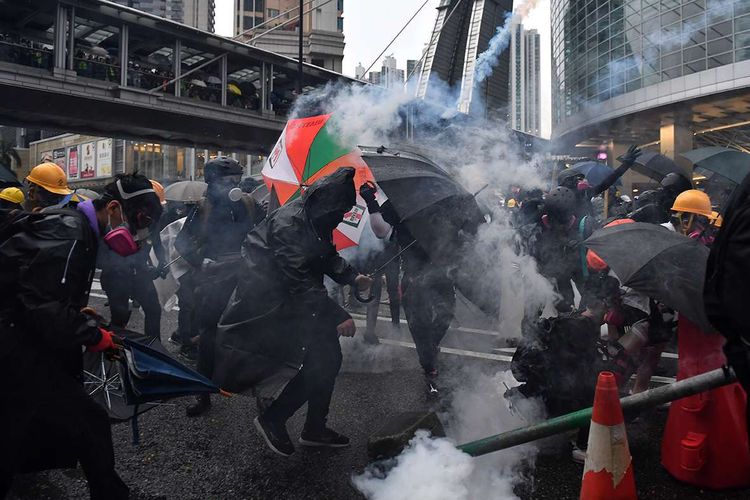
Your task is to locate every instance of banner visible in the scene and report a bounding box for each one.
[52,148,65,170]
[96,138,112,177]
[81,142,96,179]
[67,146,79,179]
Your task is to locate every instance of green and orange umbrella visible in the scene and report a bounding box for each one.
[262,114,377,249]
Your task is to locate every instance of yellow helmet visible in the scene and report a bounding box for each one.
[26,162,72,195]
[0,186,24,205]
[506,198,517,208]
[671,189,712,218]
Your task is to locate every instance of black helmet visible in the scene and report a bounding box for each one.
[204,157,243,183]
[660,172,692,194]
[544,186,576,222]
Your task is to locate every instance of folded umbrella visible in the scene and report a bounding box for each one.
[119,337,221,405]
[584,222,713,331]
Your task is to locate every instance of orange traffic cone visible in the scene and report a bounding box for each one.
[580,371,637,500]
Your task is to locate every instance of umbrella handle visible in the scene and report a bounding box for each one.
[353,285,375,304]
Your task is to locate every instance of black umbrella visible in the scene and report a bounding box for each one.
[584,222,713,331]
[360,148,496,314]
[681,147,750,184]
[631,151,688,182]
[0,164,20,187]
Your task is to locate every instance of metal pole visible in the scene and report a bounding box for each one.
[67,7,75,70]
[119,24,129,87]
[457,367,737,458]
[297,0,303,94]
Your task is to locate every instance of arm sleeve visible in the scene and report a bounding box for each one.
[370,211,393,239]
[15,238,102,349]
[174,205,203,268]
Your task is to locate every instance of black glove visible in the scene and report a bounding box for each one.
[359,182,381,214]
[617,144,642,166]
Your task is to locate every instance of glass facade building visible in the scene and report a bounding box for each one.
[552,0,750,128]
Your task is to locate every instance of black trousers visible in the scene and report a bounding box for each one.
[176,271,197,344]
[263,324,343,432]
[402,273,455,373]
[195,269,237,379]
[101,268,161,340]
[1,349,128,500]
[365,259,401,336]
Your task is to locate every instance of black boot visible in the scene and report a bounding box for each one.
[185,394,211,417]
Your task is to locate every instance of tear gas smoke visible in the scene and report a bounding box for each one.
[473,0,541,86]
[353,371,544,500]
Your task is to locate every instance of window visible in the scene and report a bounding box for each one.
[708,37,733,55]
[243,0,253,11]
[337,17,343,31]
[268,8,279,18]
[337,0,344,10]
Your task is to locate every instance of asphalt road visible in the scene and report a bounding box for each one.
[6,282,750,500]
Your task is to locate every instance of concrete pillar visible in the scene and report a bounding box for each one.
[67,7,75,70]
[220,54,227,106]
[174,39,182,97]
[120,24,129,87]
[53,4,68,70]
[660,117,693,172]
[187,147,195,180]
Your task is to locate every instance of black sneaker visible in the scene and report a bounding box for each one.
[299,427,350,448]
[254,415,294,456]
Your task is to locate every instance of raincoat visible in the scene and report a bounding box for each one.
[213,169,358,393]
[0,206,128,498]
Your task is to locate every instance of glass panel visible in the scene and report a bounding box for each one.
[181,46,221,103]
[0,33,53,70]
[227,55,262,111]
[707,51,733,68]
[707,20,733,40]
[72,16,119,82]
[736,32,750,49]
[684,43,707,61]
[707,36,733,55]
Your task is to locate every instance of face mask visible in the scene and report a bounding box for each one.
[103,205,139,256]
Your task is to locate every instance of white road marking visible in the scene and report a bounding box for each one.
[377,338,513,362]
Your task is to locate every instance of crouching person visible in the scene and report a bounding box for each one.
[0,174,162,499]
[213,167,372,456]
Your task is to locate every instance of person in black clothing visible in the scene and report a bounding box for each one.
[363,238,401,344]
[630,172,692,223]
[212,167,372,456]
[0,174,162,500]
[175,157,265,416]
[360,183,454,396]
[510,273,621,462]
[98,232,166,341]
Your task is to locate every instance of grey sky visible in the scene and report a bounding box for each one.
[216,0,551,137]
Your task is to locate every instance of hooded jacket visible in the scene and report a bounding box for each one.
[212,168,358,392]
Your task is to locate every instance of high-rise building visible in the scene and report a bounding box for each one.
[368,71,381,86]
[406,58,420,82]
[416,0,513,117]
[355,62,366,80]
[552,0,750,195]
[381,55,405,89]
[510,22,540,136]
[115,0,215,32]
[233,0,345,72]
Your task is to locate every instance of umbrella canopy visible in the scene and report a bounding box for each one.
[584,222,713,331]
[88,45,109,57]
[0,164,20,186]
[189,79,207,88]
[631,151,688,181]
[262,113,376,249]
[206,75,222,85]
[360,148,492,314]
[228,83,242,95]
[571,161,621,187]
[681,147,750,184]
[164,180,207,202]
[119,337,220,405]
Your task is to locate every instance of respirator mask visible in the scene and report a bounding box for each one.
[103,180,155,257]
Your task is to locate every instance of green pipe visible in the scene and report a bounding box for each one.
[458,367,737,458]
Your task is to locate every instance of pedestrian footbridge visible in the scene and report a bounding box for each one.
[0,0,354,151]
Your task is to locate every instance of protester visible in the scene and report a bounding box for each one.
[0,173,162,500]
[630,172,692,224]
[23,161,73,211]
[211,167,371,456]
[175,157,265,416]
[0,186,24,222]
[704,171,750,440]
[667,189,715,244]
[510,273,622,462]
[361,182,455,396]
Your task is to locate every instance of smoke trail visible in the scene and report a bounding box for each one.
[474,0,540,85]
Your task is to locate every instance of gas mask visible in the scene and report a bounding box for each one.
[104,203,139,257]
